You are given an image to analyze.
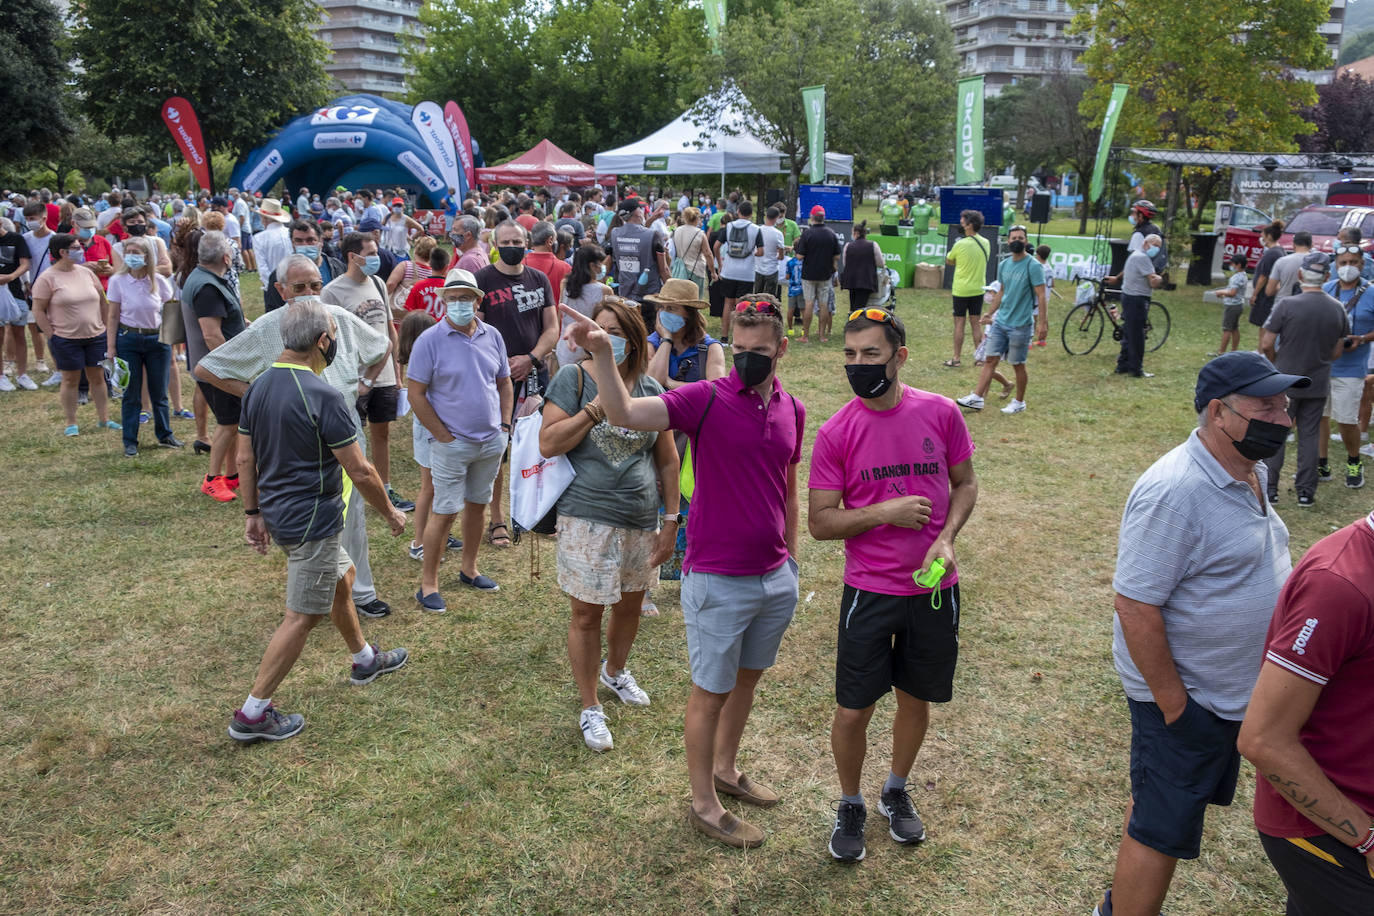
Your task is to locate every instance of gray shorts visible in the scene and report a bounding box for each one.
[281,533,353,615]
[682,556,799,694]
[801,279,829,306]
[0,287,27,326]
[1221,304,1243,331]
[429,432,505,514]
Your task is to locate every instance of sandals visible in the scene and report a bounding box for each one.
[942,359,961,368]
[487,522,511,549]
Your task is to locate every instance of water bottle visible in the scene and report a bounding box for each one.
[638,268,650,286]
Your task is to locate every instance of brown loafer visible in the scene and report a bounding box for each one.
[714,773,780,808]
[688,807,765,849]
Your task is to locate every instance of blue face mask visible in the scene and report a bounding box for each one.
[659,311,686,334]
[294,245,320,261]
[608,333,628,365]
[1145,246,1160,259]
[77,228,94,240]
[448,301,476,326]
[124,254,146,270]
[360,254,381,276]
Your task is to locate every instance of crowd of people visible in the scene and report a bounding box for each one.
[3,179,1372,914]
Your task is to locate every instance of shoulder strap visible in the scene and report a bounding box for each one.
[368,273,387,301]
[693,380,718,444]
[791,392,802,454]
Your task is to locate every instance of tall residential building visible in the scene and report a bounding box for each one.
[314,0,424,97]
[1304,0,1347,84]
[944,0,1087,96]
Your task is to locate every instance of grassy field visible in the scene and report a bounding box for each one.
[4,273,1358,914]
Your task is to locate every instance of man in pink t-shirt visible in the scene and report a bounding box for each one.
[1239,513,1374,914]
[809,308,978,862]
[564,295,803,851]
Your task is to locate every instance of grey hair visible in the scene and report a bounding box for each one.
[1300,268,1328,286]
[0,217,13,234]
[280,297,333,352]
[530,220,554,248]
[455,215,481,238]
[277,252,318,281]
[492,218,527,244]
[1143,234,1162,247]
[197,230,232,265]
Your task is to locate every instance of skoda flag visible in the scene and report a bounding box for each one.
[705,0,726,53]
[954,77,984,185]
[1089,84,1130,204]
[803,85,826,184]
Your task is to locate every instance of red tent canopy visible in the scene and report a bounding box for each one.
[475,139,616,187]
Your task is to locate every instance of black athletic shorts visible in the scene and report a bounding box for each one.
[718,277,755,300]
[198,380,241,426]
[835,583,960,710]
[356,383,399,425]
[952,294,984,317]
[1259,831,1374,916]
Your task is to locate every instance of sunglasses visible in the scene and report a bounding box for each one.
[734,299,781,316]
[1008,224,1028,234]
[1335,245,1363,256]
[848,307,895,324]
[286,280,324,294]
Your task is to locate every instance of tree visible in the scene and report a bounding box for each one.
[1297,70,1374,153]
[1070,0,1330,233]
[409,0,708,165]
[1338,27,1374,65]
[986,80,1059,206]
[0,0,74,162]
[70,0,333,165]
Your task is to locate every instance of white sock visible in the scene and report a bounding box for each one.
[241,694,271,719]
[352,643,377,666]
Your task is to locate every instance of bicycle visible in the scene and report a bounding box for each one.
[1061,277,1171,356]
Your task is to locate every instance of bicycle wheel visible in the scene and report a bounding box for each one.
[1061,303,1104,355]
[1144,300,1171,352]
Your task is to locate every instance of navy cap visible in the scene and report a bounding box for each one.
[1301,250,1331,272]
[357,216,382,232]
[1194,351,1310,412]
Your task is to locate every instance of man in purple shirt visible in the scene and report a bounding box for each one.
[407,268,514,611]
[563,293,804,850]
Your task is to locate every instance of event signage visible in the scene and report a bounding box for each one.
[1089,83,1130,204]
[954,78,984,185]
[704,0,726,52]
[397,150,445,193]
[643,156,669,171]
[310,104,380,126]
[312,132,367,150]
[802,85,826,184]
[443,101,477,196]
[877,230,1113,286]
[412,101,463,198]
[240,149,283,192]
[799,184,851,222]
[161,96,213,192]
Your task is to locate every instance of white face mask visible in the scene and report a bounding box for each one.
[1338,265,1362,283]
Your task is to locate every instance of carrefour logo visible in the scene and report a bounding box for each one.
[166,107,181,124]
[313,132,367,149]
[310,105,380,126]
[418,110,432,125]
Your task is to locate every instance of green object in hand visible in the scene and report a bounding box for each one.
[914,557,946,589]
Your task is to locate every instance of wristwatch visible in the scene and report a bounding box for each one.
[667,513,685,526]
[360,378,374,388]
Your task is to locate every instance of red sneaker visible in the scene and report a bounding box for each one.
[201,475,236,502]
[223,475,241,491]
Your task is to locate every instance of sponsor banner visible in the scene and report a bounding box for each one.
[643,156,669,171]
[161,96,213,191]
[242,148,284,193]
[414,210,450,235]
[802,85,826,184]
[397,151,445,193]
[878,230,1111,287]
[704,0,725,52]
[1232,169,1344,221]
[1089,84,1129,204]
[310,104,380,126]
[1223,228,1265,269]
[312,131,367,150]
[443,101,476,195]
[954,77,984,185]
[412,101,462,200]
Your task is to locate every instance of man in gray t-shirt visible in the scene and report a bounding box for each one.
[1097,350,1308,916]
[1104,235,1162,378]
[1260,251,1350,506]
[1264,231,1312,311]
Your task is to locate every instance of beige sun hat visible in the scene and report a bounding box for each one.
[643,277,709,309]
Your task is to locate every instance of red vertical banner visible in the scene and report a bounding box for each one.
[161,96,213,192]
[443,100,476,196]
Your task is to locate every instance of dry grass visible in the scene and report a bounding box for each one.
[1,274,1356,914]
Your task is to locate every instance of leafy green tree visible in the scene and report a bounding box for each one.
[1298,70,1374,153]
[409,0,708,164]
[0,0,74,162]
[1070,0,1331,230]
[1339,27,1374,64]
[70,0,333,165]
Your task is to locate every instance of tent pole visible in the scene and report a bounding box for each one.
[720,165,725,198]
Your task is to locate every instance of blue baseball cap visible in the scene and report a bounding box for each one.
[1194,351,1310,412]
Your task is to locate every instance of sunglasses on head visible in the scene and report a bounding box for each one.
[848,307,895,324]
[1335,245,1363,257]
[734,299,781,316]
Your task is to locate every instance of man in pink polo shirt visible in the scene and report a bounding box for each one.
[563,294,804,850]
[809,307,978,861]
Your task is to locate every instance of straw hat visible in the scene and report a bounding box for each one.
[257,198,290,223]
[644,277,709,309]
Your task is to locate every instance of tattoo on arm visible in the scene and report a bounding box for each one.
[1265,774,1360,838]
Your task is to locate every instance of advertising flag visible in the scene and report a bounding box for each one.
[954,77,984,185]
[161,96,213,192]
[705,0,726,53]
[1089,84,1130,204]
[802,85,826,184]
[412,101,463,201]
[443,100,476,196]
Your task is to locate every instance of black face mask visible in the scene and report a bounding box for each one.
[1223,403,1287,460]
[733,350,774,388]
[497,245,525,267]
[319,334,338,369]
[1008,239,1026,254]
[846,356,896,399]
[125,224,148,236]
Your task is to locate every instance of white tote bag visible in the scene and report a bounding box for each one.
[508,408,576,533]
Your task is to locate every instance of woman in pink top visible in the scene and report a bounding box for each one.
[106,236,181,456]
[31,233,119,436]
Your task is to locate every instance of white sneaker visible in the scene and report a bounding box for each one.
[14,373,37,391]
[42,372,62,387]
[35,359,49,374]
[1361,443,1374,460]
[580,704,613,752]
[1001,399,1026,414]
[600,662,650,706]
[0,375,14,392]
[956,393,985,410]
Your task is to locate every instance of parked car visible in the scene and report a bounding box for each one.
[1280,205,1374,253]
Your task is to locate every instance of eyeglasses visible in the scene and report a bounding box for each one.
[286,280,324,294]
[734,299,781,316]
[847,307,895,324]
[442,291,480,303]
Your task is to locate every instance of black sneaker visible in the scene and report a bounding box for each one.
[1266,489,1278,505]
[349,643,409,685]
[355,598,391,619]
[1297,493,1315,508]
[387,485,416,512]
[828,801,866,862]
[228,705,305,744]
[879,784,926,843]
[1347,459,1365,489]
[1317,461,1333,482]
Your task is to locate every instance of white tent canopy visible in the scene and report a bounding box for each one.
[593,88,853,179]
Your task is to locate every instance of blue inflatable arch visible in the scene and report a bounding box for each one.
[228,94,483,207]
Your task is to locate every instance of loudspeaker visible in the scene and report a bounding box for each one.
[1030,192,1052,224]
[766,188,785,207]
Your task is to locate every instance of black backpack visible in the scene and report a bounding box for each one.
[725,221,753,259]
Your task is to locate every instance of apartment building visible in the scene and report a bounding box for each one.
[314,0,424,97]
